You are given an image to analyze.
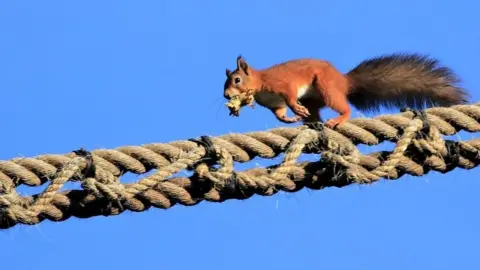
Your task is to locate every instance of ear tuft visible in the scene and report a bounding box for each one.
[236,55,243,67]
[226,69,232,77]
[236,55,249,75]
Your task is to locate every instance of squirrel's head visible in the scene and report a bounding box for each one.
[223,55,259,100]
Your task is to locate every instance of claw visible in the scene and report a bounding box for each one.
[292,104,310,118]
[281,115,302,123]
[325,116,347,129]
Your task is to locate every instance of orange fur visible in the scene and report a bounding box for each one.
[223,54,469,128]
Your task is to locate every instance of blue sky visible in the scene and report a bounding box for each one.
[1,0,479,269]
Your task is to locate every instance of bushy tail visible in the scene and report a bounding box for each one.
[346,53,470,112]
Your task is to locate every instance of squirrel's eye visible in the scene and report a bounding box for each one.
[234,78,241,84]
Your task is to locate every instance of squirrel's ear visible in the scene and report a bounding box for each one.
[236,55,249,75]
[236,55,242,62]
[226,69,232,77]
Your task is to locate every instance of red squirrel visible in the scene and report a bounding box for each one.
[223,54,469,128]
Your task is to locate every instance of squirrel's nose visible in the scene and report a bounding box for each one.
[223,92,231,100]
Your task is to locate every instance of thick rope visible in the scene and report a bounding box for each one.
[1,103,480,229]
[1,137,479,229]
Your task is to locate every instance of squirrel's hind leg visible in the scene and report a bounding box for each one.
[323,92,351,128]
[313,77,351,128]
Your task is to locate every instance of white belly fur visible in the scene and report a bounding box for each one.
[297,85,316,99]
[254,85,316,109]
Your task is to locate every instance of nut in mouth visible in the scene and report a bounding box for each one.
[225,93,255,117]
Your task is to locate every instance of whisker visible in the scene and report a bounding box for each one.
[215,99,227,119]
[207,96,224,110]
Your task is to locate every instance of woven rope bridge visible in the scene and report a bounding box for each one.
[2,103,480,229]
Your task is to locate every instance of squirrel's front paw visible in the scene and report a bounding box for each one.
[281,115,302,123]
[292,104,310,118]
